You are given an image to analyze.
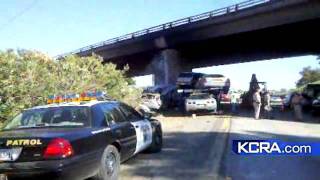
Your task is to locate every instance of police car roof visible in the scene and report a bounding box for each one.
[28,100,118,110]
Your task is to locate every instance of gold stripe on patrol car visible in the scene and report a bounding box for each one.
[6,139,42,146]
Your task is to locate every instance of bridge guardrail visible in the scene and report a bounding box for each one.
[57,0,274,58]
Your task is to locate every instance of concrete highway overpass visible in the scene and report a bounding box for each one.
[59,0,320,85]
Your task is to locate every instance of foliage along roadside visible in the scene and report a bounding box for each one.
[0,49,142,122]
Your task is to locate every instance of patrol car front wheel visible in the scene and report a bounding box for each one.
[94,145,120,180]
[145,125,163,153]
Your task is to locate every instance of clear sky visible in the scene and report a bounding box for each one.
[0,0,319,90]
[0,0,242,55]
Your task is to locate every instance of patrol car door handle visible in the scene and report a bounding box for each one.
[115,130,122,134]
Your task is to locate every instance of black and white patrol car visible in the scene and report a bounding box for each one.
[0,100,162,180]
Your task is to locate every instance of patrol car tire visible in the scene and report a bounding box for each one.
[94,145,120,180]
[145,124,162,153]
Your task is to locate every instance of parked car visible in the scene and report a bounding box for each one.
[141,93,162,111]
[283,93,293,109]
[196,74,230,93]
[0,92,162,180]
[270,95,283,106]
[312,94,320,115]
[143,85,180,109]
[303,83,320,111]
[312,99,320,114]
[176,72,204,90]
[185,93,217,113]
[136,103,152,115]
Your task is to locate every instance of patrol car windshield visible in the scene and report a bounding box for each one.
[3,106,90,130]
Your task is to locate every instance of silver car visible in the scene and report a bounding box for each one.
[141,93,162,110]
[185,93,217,112]
[270,95,283,106]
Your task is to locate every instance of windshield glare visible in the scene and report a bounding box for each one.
[3,106,90,130]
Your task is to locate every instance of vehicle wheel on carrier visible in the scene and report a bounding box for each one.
[145,124,163,153]
[94,145,120,180]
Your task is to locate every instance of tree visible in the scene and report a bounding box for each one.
[0,50,141,122]
[296,66,320,87]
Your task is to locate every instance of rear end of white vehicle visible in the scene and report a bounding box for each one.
[270,96,283,106]
[199,74,230,93]
[185,94,217,112]
[141,93,162,110]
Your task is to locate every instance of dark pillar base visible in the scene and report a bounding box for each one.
[147,49,182,86]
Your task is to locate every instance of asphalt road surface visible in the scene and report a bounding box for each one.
[221,116,320,180]
[120,115,230,180]
[120,111,320,180]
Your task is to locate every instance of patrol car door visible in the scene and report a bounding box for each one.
[101,104,137,160]
[119,104,152,154]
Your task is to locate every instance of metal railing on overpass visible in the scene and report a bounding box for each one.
[57,0,276,58]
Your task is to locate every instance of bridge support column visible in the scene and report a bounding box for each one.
[148,49,182,86]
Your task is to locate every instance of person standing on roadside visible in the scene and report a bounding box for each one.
[252,88,261,119]
[263,91,272,119]
[217,90,224,114]
[230,91,238,114]
[291,92,303,121]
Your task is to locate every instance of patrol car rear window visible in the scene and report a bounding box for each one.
[3,106,90,130]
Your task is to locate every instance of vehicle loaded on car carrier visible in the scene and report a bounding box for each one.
[0,91,163,180]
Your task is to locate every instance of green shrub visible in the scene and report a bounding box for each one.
[0,50,141,122]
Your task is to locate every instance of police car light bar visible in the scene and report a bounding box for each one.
[47,91,107,104]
